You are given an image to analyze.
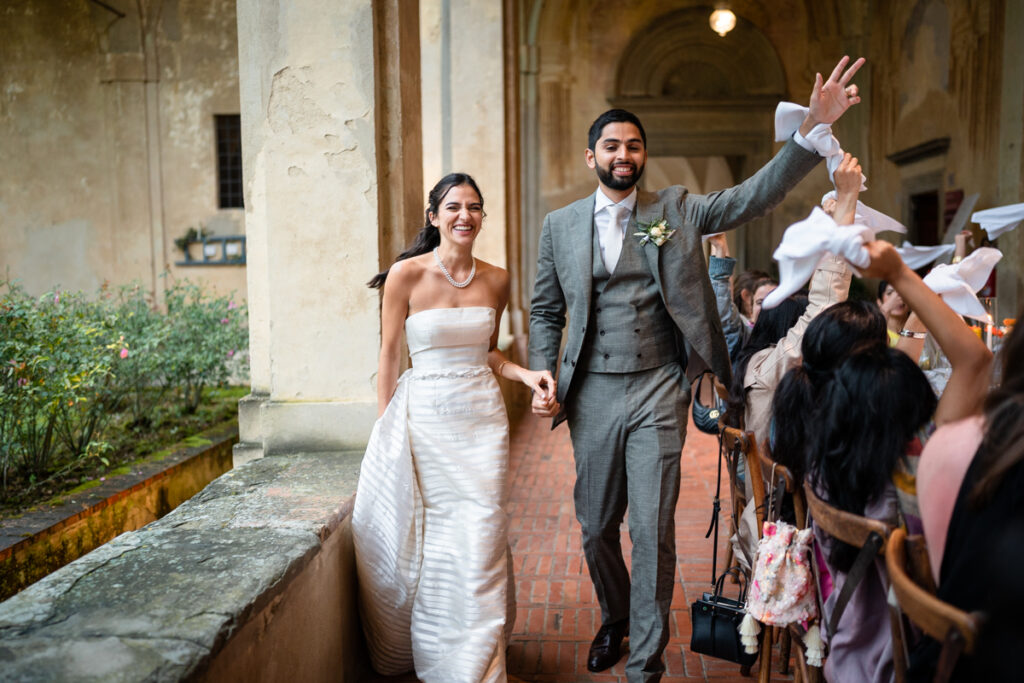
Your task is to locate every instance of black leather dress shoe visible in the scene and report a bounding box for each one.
[586,619,629,672]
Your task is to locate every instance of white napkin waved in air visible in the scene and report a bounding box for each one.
[971,202,1024,240]
[894,242,955,270]
[821,191,906,234]
[762,207,873,310]
[775,102,867,191]
[922,247,1002,321]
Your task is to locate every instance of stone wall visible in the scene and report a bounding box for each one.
[0,452,366,682]
[0,0,245,302]
[0,422,237,602]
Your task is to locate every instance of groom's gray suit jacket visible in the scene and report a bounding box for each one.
[529,139,821,427]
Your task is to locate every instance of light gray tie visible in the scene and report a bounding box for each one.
[603,204,626,273]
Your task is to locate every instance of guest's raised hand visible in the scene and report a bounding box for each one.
[806,56,866,126]
[830,153,862,224]
[707,233,730,259]
[954,230,974,261]
[833,153,862,195]
[861,239,905,282]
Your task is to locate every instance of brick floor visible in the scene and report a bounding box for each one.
[366,412,770,682]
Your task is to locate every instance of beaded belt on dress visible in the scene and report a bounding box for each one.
[409,365,492,380]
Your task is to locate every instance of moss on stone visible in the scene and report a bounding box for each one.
[184,436,213,448]
[65,480,102,496]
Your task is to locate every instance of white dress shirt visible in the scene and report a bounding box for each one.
[594,187,637,273]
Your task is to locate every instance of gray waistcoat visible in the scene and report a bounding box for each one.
[584,221,679,373]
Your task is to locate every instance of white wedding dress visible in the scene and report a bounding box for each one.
[352,306,514,682]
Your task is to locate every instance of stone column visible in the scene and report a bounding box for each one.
[420,0,506,270]
[996,0,1024,322]
[234,0,421,463]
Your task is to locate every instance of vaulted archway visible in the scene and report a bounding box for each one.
[610,7,788,266]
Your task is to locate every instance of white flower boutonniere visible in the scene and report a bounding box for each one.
[634,218,676,247]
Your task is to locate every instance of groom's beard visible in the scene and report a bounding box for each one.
[596,160,644,191]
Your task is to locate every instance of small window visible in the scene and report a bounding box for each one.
[216,114,243,209]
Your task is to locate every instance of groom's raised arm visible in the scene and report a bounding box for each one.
[529,215,566,378]
[684,56,865,235]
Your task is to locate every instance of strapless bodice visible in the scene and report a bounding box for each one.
[405,306,494,373]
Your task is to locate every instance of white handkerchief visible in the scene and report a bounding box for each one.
[774,103,867,191]
[763,207,873,309]
[821,192,907,235]
[895,242,955,270]
[922,247,1002,321]
[971,202,1024,240]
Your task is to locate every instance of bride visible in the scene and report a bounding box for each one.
[353,173,555,682]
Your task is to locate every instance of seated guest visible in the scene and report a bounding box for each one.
[877,278,910,347]
[774,240,991,683]
[734,268,773,330]
[911,307,1019,681]
[729,153,861,450]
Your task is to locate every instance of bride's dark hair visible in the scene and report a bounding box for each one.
[367,172,484,289]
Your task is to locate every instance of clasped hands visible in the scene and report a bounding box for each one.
[531,374,560,417]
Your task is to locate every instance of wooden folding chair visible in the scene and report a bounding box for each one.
[886,529,979,683]
[804,484,901,682]
[749,446,820,682]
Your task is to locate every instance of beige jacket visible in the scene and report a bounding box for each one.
[742,255,851,449]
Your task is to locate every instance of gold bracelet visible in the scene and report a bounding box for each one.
[952,255,963,264]
[496,360,511,378]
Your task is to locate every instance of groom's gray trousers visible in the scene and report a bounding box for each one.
[565,361,690,682]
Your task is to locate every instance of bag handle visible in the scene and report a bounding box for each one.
[713,566,748,603]
[705,430,726,585]
[826,530,885,638]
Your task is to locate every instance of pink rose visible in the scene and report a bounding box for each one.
[220,317,229,324]
[227,300,238,310]
[119,348,129,359]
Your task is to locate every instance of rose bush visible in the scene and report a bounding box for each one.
[0,278,248,501]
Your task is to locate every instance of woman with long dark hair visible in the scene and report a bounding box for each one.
[353,173,554,682]
[779,240,991,683]
[728,153,860,451]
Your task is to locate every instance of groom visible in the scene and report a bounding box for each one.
[528,57,864,681]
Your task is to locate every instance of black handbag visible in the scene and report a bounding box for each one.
[692,371,727,435]
[690,426,757,666]
[690,567,758,666]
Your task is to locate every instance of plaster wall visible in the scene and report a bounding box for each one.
[866,0,1021,320]
[421,0,507,270]
[0,0,245,300]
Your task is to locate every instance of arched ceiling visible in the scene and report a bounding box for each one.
[614,6,786,101]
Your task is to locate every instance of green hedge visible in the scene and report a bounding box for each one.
[0,279,248,498]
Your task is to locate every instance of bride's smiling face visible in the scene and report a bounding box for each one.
[586,121,647,192]
[430,184,484,246]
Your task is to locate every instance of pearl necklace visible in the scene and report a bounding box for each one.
[433,247,476,288]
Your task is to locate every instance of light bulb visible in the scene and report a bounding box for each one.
[709,9,736,37]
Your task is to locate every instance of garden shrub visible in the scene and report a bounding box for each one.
[163,281,248,414]
[0,278,248,501]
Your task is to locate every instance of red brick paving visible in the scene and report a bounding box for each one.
[365,412,770,682]
[506,412,756,683]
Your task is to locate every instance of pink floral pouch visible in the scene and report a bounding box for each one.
[746,520,818,626]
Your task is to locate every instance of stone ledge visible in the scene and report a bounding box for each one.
[0,451,363,682]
